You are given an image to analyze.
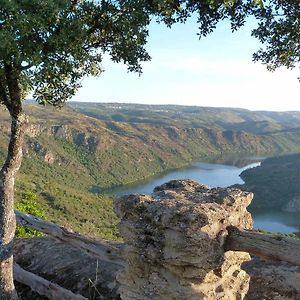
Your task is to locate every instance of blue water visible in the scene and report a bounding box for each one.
[251,209,300,234]
[111,160,300,234]
[112,161,261,195]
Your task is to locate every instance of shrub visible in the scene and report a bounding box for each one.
[15,192,46,238]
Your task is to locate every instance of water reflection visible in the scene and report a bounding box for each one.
[111,161,260,196]
[109,157,299,235]
[251,209,300,234]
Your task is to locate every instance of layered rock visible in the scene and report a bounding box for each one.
[114,179,253,300]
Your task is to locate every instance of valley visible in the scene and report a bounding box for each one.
[1,102,300,239]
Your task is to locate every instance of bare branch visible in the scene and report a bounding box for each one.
[14,263,88,300]
[15,210,125,267]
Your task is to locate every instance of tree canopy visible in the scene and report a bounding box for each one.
[0,0,298,112]
[252,0,299,71]
[0,0,152,108]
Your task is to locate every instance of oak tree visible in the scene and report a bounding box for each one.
[0,0,298,299]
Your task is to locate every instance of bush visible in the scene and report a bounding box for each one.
[15,191,46,238]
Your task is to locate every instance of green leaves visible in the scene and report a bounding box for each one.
[0,0,298,109]
[15,191,46,238]
[0,0,152,106]
[251,0,300,75]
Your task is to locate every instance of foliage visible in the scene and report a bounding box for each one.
[251,0,300,73]
[0,0,152,108]
[15,191,46,238]
[0,0,298,112]
[239,153,300,209]
[0,2,297,297]
[155,0,300,74]
[70,102,300,132]
[1,104,300,239]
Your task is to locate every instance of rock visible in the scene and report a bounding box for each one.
[44,150,55,164]
[26,141,55,164]
[26,124,44,138]
[114,179,253,300]
[244,256,300,300]
[283,196,300,212]
[52,125,73,140]
[13,180,300,299]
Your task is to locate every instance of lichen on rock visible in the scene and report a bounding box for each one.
[114,179,253,300]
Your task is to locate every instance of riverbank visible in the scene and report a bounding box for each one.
[108,156,300,235]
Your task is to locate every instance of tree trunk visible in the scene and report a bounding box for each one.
[0,112,28,300]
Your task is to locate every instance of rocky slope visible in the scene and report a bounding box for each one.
[2,103,300,237]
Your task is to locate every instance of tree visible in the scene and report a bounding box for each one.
[0,0,298,299]
[0,1,150,298]
[251,0,299,73]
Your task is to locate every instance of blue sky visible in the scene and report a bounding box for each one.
[72,17,300,111]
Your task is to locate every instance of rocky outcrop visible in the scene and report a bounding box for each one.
[26,124,44,138]
[284,196,300,212]
[43,150,55,164]
[114,180,253,300]
[25,141,55,164]
[13,179,300,299]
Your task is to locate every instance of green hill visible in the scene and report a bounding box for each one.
[2,102,300,238]
[238,153,300,210]
[69,102,300,133]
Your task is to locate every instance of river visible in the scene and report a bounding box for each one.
[110,159,300,235]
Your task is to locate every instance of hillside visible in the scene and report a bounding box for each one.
[69,102,300,134]
[238,153,300,210]
[2,102,300,238]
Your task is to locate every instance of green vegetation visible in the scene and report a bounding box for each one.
[15,192,46,238]
[1,104,300,239]
[0,1,298,298]
[69,102,300,133]
[238,153,300,210]
[20,104,300,190]
[15,161,120,240]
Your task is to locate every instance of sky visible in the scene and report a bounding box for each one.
[72,17,300,112]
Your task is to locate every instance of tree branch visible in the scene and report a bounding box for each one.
[14,263,88,300]
[15,210,125,267]
[225,226,300,267]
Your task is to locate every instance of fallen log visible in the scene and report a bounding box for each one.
[225,226,300,267]
[14,237,122,300]
[15,210,124,266]
[14,263,87,300]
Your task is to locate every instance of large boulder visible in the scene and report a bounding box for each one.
[114,179,253,300]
